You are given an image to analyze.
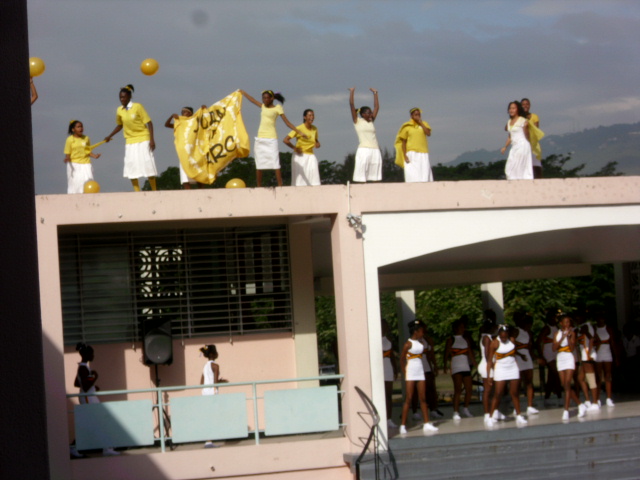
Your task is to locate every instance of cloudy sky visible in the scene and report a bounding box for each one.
[28,0,640,194]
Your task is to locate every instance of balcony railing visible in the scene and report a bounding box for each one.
[67,374,344,453]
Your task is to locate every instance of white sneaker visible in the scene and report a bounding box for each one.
[562,410,570,422]
[387,419,398,428]
[492,410,505,421]
[578,403,587,418]
[485,417,495,427]
[588,403,601,412]
[103,447,120,456]
[584,401,592,408]
[516,414,528,425]
[462,407,473,418]
[423,422,439,432]
[452,412,461,421]
[512,409,517,417]
[606,398,615,407]
[70,445,84,458]
[412,412,423,420]
[484,413,491,423]
[399,425,407,435]
[527,406,539,415]
[430,409,443,419]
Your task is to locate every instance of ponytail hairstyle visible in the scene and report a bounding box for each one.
[76,342,94,360]
[120,84,135,96]
[200,344,218,358]
[68,119,81,135]
[497,324,510,336]
[408,319,425,336]
[262,90,285,104]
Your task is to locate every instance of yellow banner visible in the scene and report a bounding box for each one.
[173,91,250,184]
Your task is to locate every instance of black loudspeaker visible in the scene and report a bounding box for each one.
[143,319,173,365]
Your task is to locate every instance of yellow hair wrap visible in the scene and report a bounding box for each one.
[261,90,274,97]
[69,119,78,126]
[410,108,422,114]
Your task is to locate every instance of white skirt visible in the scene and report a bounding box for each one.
[292,152,320,186]
[405,358,425,381]
[596,344,613,362]
[179,163,197,185]
[404,151,433,183]
[451,355,470,375]
[123,141,158,179]
[516,350,534,371]
[494,358,520,382]
[254,137,280,169]
[353,147,382,182]
[67,162,94,194]
[556,351,576,372]
[478,359,493,379]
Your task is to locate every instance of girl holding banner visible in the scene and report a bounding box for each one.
[240,89,305,187]
[165,106,200,189]
[64,120,101,194]
[104,84,158,191]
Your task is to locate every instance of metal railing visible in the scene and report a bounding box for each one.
[67,374,344,452]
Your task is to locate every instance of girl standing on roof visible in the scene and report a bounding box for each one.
[348,87,382,182]
[240,89,306,187]
[104,84,158,191]
[64,120,101,194]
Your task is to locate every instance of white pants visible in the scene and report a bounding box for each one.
[292,152,320,186]
[404,151,433,183]
[353,147,382,182]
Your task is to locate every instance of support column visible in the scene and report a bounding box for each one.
[289,223,319,384]
[614,263,632,329]
[330,214,372,451]
[396,290,416,342]
[481,282,505,324]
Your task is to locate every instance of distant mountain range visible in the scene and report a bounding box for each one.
[447,122,640,175]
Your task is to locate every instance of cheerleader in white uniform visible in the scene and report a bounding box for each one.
[478,319,497,424]
[537,309,562,406]
[513,314,538,415]
[400,320,438,434]
[74,343,120,456]
[576,317,600,410]
[487,325,527,426]
[200,345,228,448]
[595,315,617,407]
[444,318,477,420]
[381,320,399,428]
[553,314,585,421]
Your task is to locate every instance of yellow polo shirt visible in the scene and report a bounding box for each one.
[287,124,318,154]
[64,135,92,164]
[116,102,151,144]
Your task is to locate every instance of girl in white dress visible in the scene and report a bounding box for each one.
[200,345,227,448]
[595,314,617,407]
[399,320,438,434]
[444,318,477,420]
[478,318,497,424]
[486,325,528,426]
[513,314,538,415]
[381,320,399,428]
[553,314,586,421]
[500,101,533,180]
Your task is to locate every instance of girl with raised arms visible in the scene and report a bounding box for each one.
[104,84,158,192]
[240,89,306,187]
[64,120,101,194]
[348,87,382,182]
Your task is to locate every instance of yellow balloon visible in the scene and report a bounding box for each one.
[225,178,246,189]
[140,58,159,76]
[83,180,101,193]
[29,57,46,77]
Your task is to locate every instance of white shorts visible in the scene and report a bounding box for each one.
[179,163,197,185]
[596,344,613,363]
[67,162,94,194]
[254,137,280,170]
[353,147,382,182]
[123,141,158,179]
[404,151,433,183]
[292,152,320,186]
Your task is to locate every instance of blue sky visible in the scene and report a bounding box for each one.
[28,0,640,194]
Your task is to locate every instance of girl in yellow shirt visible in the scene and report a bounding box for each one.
[240,89,305,187]
[104,84,158,191]
[64,120,101,194]
[283,109,321,186]
[394,108,433,183]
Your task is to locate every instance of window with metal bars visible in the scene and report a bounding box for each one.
[59,225,293,345]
